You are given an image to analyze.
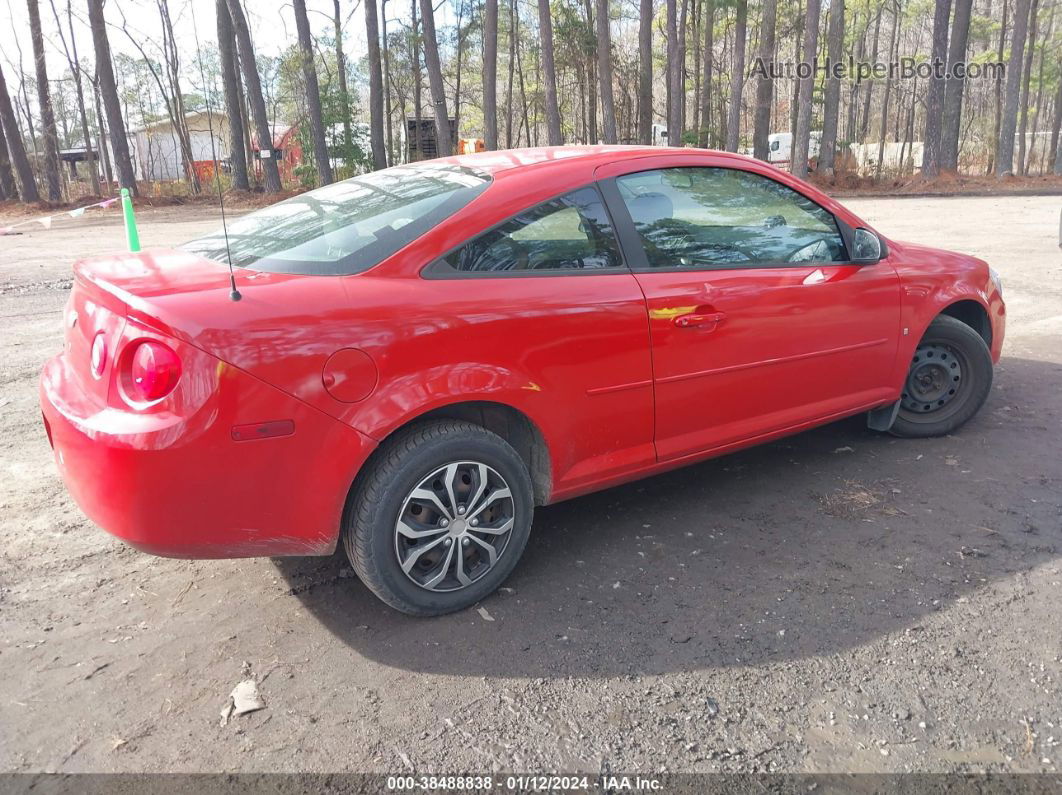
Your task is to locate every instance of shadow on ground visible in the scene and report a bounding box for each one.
[274,356,1061,678]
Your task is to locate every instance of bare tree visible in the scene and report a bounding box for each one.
[1015,0,1040,174]
[225,0,281,192]
[216,0,248,190]
[49,0,101,195]
[1050,69,1062,173]
[27,0,62,200]
[997,0,1032,175]
[419,0,452,155]
[752,0,779,161]
[637,0,653,144]
[483,0,498,149]
[88,0,136,195]
[725,0,747,152]
[333,0,354,163]
[0,65,40,201]
[699,0,714,147]
[791,0,819,177]
[537,0,562,145]
[818,0,845,176]
[666,0,680,141]
[293,0,333,184]
[0,112,20,199]
[596,0,617,143]
[921,0,952,178]
[940,0,973,171]
[364,0,387,168]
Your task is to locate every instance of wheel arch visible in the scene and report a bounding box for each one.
[348,400,554,513]
[938,299,992,348]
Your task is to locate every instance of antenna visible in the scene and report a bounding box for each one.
[191,6,241,301]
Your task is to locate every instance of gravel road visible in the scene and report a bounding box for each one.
[1,195,1060,774]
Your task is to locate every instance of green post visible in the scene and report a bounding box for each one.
[121,188,141,253]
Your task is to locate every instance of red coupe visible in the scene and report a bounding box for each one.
[41,147,1005,615]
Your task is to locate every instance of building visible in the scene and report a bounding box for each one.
[129,110,230,182]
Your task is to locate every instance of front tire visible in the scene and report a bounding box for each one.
[343,419,534,616]
[890,314,993,438]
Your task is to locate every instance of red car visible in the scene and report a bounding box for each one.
[40,146,1005,615]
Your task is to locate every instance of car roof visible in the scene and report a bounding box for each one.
[432,145,754,177]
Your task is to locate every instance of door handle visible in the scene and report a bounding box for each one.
[673,311,726,328]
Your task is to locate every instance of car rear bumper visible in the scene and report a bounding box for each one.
[40,352,376,558]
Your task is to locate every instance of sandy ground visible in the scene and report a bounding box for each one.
[1,195,1060,775]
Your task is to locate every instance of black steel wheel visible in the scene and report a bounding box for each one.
[891,315,993,438]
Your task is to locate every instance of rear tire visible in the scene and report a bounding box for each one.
[343,419,534,616]
[890,315,993,438]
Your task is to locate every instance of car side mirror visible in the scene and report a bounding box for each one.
[851,228,883,264]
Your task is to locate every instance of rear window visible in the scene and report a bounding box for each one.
[181,164,491,275]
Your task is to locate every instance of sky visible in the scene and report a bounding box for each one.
[0,0,456,106]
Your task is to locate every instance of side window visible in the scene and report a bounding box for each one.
[443,186,622,273]
[616,167,848,269]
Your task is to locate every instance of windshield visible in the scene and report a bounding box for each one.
[181,163,492,275]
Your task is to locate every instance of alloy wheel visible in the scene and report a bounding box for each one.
[394,461,515,592]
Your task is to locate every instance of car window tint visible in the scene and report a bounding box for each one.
[616,167,848,269]
[444,187,622,273]
[181,164,491,276]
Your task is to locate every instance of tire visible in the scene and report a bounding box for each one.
[343,419,534,616]
[890,314,993,438]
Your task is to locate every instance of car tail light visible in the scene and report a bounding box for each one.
[123,340,182,403]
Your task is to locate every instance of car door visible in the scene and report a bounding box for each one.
[597,157,901,462]
[420,184,656,494]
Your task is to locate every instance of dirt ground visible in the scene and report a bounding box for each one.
[1,195,1060,775]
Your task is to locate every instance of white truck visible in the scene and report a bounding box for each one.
[767,131,821,170]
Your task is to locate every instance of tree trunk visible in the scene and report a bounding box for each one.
[0,114,17,199]
[49,0,101,195]
[1016,0,1040,175]
[293,0,334,184]
[666,0,680,141]
[920,0,952,178]
[637,0,653,144]
[596,0,618,143]
[860,8,882,142]
[997,0,1032,175]
[818,0,844,176]
[418,0,452,155]
[791,0,819,176]
[363,0,387,168]
[751,0,778,160]
[452,0,465,136]
[699,0,714,147]
[1049,66,1062,173]
[27,0,62,200]
[412,0,423,160]
[332,0,355,167]
[505,0,516,147]
[537,0,562,145]
[483,0,499,149]
[88,0,136,195]
[225,0,281,191]
[382,0,395,165]
[678,0,688,137]
[939,0,973,172]
[725,0,747,152]
[876,1,900,180]
[0,65,40,201]
[581,0,597,144]
[1024,1,1051,173]
[216,0,249,190]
